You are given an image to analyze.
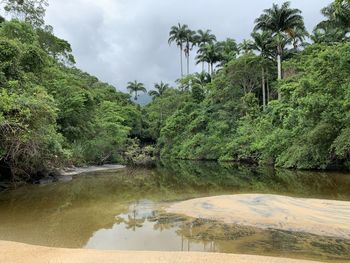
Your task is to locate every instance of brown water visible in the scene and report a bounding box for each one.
[0,161,350,262]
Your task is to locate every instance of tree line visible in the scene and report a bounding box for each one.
[1,0,350,186]
[144,0,350,170]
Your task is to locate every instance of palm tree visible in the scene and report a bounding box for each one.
[251,31,274,109]
[184,29,197,75]
[334,0,350,28]
[312,23,348,43]
[289,27,309,50]
[315,2,350,40]
[127,80,146,101]
[148,81,169,99]
[254,1,306,99]
[196,43,222,75]
[216,38,239,67]
[196,29,216,47]
[238,39,255,55]
[196,29,217,71]
[193,72,211,87]
[169,23,188,77]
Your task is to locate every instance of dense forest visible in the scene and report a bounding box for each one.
[0,0,350,184]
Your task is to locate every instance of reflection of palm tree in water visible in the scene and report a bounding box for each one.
[125,213,145,231]
[125,203,145,231]
[176,222,194,252]
[176,221,218,252]
[115,202,145,231]
[153,221,172,232]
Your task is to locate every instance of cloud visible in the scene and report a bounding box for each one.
[45,0,333,92]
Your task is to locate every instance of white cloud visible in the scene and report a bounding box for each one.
[45,0,332,92]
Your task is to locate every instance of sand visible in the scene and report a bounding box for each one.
[0,241,322,263]
[167,194,350,239]
[60,164,125,176]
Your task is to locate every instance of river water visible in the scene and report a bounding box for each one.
[0,161,349,262]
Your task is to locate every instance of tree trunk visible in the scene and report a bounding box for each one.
[202,62,205,72]
[266,67,270,104]
[187,53,190,75]
[262,67,266,110]
[180,47,183,77]
[277,46,282,100]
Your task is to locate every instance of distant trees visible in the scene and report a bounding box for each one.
[127,81,147,100]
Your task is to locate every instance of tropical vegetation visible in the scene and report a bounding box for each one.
[1,0,350,186]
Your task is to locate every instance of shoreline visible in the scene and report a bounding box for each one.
[0,241,323,263]
[59,164,126,176]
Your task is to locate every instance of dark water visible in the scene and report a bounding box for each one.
[0,161,350,262]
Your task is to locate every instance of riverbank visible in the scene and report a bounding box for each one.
[0,241,322,263]
[167,194,350,239]
[59,164,126,176]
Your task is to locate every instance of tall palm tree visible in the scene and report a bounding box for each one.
[251,31,274,109]
[254,1,306,99]
[148,81,170,99]
[196,29,216,47]
[169,23,188,77]
[196,29,217,71]
[195,43,221,75]
[184,29,197,75]
[127,80,146,101]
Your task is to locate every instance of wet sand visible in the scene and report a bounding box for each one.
[0,241,322,263]
[167,194,350,239]
[60,164,125,176]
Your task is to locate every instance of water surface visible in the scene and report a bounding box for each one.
[0,161,349,262]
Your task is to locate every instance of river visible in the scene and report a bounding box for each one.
[0,161,349,262]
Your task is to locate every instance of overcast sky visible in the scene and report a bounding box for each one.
[45,0,332,92]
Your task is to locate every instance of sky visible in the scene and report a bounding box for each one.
[43,0,332,92]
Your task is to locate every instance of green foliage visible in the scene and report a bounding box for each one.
[3,0,48,28]
[124,139,156,166]
[0,19,142,180]
[153,42,350,170]
[0,87,65,178]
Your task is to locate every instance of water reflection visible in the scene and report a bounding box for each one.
[84,199,350,262]
[0,161,349,262]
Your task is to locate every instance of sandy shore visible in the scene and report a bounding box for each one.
[0,241,322,263]
[60,164,125,176]
[167,194,350,239]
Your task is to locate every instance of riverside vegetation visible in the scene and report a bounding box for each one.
[0,0,350,185]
